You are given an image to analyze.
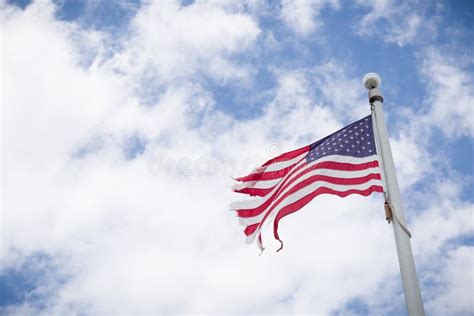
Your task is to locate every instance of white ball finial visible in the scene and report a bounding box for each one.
[362,73,381,90]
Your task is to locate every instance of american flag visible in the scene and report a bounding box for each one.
[231,115,384,251]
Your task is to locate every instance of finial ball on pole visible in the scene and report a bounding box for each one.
[363,73,383,103]
[362,73,381,90]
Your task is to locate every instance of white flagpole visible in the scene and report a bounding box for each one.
[363,73,425,315]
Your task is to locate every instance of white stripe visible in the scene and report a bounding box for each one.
[237,154,379,184]
[233,178,281,191]
[245,233,265,251]
[236,154,307,188]
[262,152,308,173]
[238,178,382,227]
[234,164,377,192]
[231,158,308,208]
[233,166,380,212]
[245,178,383,243]
[231,154,380,211]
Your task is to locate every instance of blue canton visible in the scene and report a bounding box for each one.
[306,115,377,163]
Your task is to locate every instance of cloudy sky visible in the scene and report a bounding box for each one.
[1,0,473,315]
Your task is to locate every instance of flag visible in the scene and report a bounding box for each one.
[231,115,384,251]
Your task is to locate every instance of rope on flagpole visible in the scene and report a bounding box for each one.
[384,197,412,238]
[371,104,412,239]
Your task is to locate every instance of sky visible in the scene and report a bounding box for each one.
[0,0,473,315]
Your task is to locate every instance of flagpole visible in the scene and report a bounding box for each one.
[363,73,425,315]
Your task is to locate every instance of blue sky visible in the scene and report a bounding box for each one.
[1,0,473,315]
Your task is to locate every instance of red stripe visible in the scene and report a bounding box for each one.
[272,185,384,241]
[235,146,310,182]
[261,145,310,167]
[233,187,273,197]
[235,160,379,214]
[244,223,259,236]
[311,160,380,171]
[237,159,379,183]
[243,185,383,237]
[235,161,303,182]
[238,172,381,218]
[236,161,310,216]
[235,160,380,196]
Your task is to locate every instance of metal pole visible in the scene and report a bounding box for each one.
[363,73,425,315]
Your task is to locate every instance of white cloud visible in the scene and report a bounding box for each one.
[420,48,474,138]
[312,61,369,120]
[280,0,339,36]
[356,0,426,47]
[388,107,434,191]
[1,1,473,315]
[411,177,471,249]
[390,133,430,190]
[108,0,260,86]
[425,246,474,315]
